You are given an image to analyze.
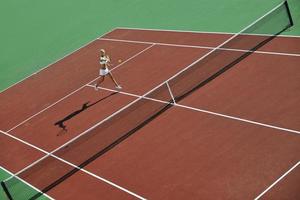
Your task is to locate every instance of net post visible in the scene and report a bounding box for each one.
[166,82,176,104]
[284,0,294,26]
[1,181,13,200]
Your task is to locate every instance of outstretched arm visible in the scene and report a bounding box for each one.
[106,56,114,68]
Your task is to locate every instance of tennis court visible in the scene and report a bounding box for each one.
[0,1,299,200]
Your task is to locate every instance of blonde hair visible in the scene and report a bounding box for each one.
[100,49,105,54]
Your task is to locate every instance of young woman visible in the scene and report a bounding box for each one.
[95,49,122,90]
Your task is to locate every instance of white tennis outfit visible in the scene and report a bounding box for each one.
[99,56,110,76]
[100,67,109,76]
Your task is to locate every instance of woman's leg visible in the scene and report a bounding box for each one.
[95,76,105,90]
[108,72,121,89]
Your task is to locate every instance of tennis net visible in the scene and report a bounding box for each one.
[1,1,293,199]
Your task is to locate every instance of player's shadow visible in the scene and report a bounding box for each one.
[54,92,117,133]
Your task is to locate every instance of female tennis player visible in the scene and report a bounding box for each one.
[95,49,122,90]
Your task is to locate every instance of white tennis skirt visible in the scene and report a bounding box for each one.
[99,67,109,76]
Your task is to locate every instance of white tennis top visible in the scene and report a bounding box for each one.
[100,56,110,65]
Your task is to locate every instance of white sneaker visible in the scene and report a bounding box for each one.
[115,85,122,90]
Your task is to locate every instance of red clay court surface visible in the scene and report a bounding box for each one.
[0,28,300,200]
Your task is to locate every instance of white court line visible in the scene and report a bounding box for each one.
[88,85,165,104]
[99,37,300,57]
[1,166,55,200]
[117,26,300,38]
[0,130,146,200]
[85,84,300,136]
[0,29,118,95]
[254,161,300,200]
[7,43,155,133]
[177,104,300,135]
